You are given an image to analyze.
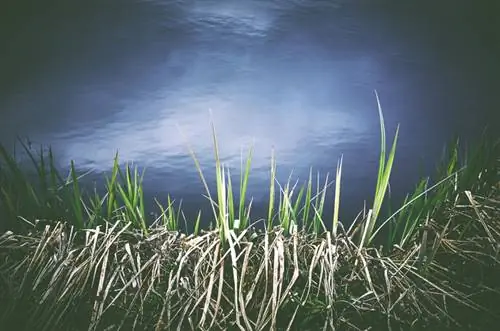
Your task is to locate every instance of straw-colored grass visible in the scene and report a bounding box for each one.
[1,186,499,330]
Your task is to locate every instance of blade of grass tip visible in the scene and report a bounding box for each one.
[239,145,253,229]
[210,118,230,242]
[371,124,399,243]
[374,90,387,191]
[126,164,135,206]
[332,155,343,237]
[215,150,224,224]
[227,167,235,230]
[167,194,175,230]
[267,148,276,230]
[373,92,389,201]
[363,91,399,246]
[194,210,201,235]
[218,165,228,242]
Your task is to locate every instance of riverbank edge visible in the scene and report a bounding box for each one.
[1,110,499,329]
[0,183,499,330]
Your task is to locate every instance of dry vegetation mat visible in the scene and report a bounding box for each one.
[1,186,499,331]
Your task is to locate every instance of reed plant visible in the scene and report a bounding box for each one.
[0,144,174,234]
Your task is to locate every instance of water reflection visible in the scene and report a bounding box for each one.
[1,0,499,222]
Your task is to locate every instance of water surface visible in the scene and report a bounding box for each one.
[1,0,499,224]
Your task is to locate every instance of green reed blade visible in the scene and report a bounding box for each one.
[267,149,276,230]
[239,145,253,229]
[332,155,343,237]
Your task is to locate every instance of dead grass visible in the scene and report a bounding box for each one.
[1,186,499,331]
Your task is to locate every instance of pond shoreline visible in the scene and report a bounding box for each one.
[1,118,499,329]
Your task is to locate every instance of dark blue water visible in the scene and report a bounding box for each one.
[1,0,499,225]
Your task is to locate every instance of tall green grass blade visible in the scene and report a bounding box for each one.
[208,120,231,243]
[332,155,343,237]
[267,149,276,230]
[168,195,176,230]
[359,90,399,247]
[239,146,253,229]
[194,210,201,236]
[227,168,235,229]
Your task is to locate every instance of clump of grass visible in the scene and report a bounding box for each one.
[0,145,177,235]
[350,90,400,249]
[378,130,500,253]
[2,180,499,330]
[180,114,337,244]
[0,92,499,330]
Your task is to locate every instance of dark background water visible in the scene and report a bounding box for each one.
[1,0,499,225]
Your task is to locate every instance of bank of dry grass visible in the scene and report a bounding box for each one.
[0,185,499,330]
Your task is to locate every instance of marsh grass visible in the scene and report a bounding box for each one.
[0,145,158,234]
[0,93,499,330]
[1,188,499,330]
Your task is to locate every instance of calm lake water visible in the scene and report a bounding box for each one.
[1,0,499,225]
